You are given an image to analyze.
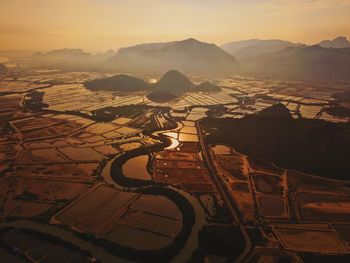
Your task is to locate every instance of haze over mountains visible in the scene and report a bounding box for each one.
[107,38,238,74]
[317,36,350,49]
[221,39,303,60]
[28,36,350,82]
[0,63,8,74]
[240,44,350,82]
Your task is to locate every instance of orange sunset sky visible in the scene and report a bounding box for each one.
[1,0,350,52]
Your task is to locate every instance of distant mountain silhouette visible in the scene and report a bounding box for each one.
[192,81,221,92]
[45,48,91,59]
[0,63,8,74]
[94,49,117,60]
[202,104,350,180]
[240,45,350,82]
[221,39,302,60]
[32,48,116,70]
[85,74,149,92]
[107,38,238,74]
[317,36,350,48]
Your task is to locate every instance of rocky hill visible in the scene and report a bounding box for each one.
[201,104,350,180]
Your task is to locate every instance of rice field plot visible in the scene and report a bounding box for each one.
[54,184,183,250]
[9,163,100,181]
[229,182,256,222]
[58,147,104,162]
[41,84,114,112]
[0,176,91,219]
[0,95,22,110]
[319,112,349,123]
[93,145,119,157]
[0,81,44,93]
[85,122,120,135]
[0,229,92,263]
[181,120,195,127]
[153,143,215,193]
[333,223,350,244]
[11,117,82,141]
[252,173,283,194]
[0,143,19,163]
[179,133,199,142]
[299,105,322,119]
[273,224,350,253]
[214,154,247,180]
[297,192,350,222]
[155,151,198,162]
[9,177,91,201]
[10,117,63,133]
[55,185,135,232]
[108,195,183,250]
[256,194,289,219]
[19,148,68,163]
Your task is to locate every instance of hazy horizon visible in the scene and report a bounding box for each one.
[1,0,350,53]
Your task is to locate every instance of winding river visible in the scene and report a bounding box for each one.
[1,116,206,263]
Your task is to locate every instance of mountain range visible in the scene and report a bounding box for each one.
[221,39,303,60]
[317,36,350,49]
[239,44,350,81]
[32,36,350,82]
[106,38,238,74]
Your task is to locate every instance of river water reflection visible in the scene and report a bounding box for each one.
[122,154,152,180]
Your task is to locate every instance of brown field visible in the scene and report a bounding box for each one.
[0,176,92,220]
[155,159,177,169]
[233,195,255,222]
[256,194,289,218]
[252,173,283,194]
[93,144,120,157]
[333,224,350,243]
[180,126,197,134]
[155,151,198,162]
[106,225,173,250]
[54,184,183,250]
[4,200,53,218]
[177,161,202,169]
[8,163,99,182]
[300,202,350,222]
[0,229,90,262]
[274,224,350,253]
[179,133,199,142]
[10,117,82,141]
[58,147,104,162]
[20,148,67,163]
[153,143,215,193]
[215,155,247,180]
[11,177,91,201]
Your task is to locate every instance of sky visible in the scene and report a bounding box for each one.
[1,0,350,52]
